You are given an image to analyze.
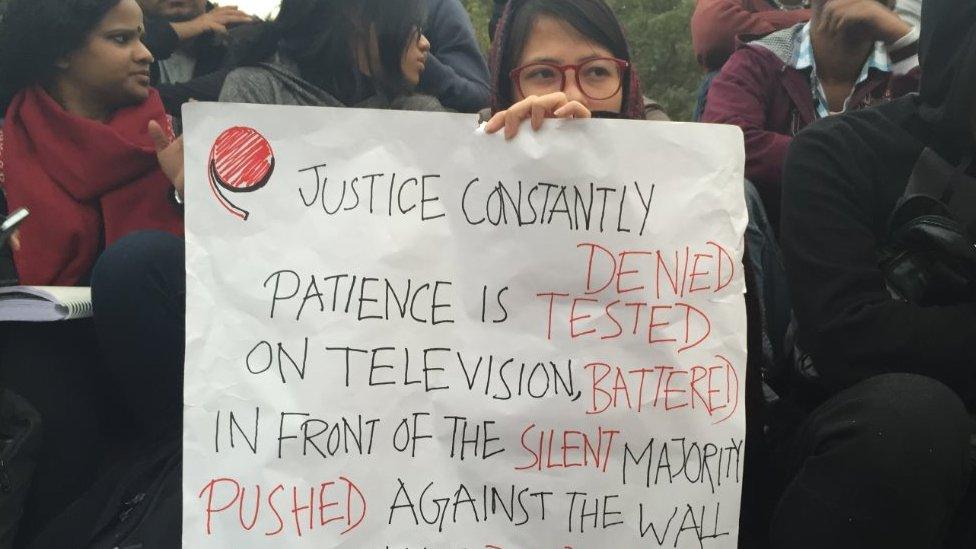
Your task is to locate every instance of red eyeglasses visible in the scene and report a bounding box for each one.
[510,57,629,101]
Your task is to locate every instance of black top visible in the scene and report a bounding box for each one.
[780,0,976,399]
[143,14,266,116]
[781,96,976,398]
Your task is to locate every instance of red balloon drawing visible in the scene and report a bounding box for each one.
[208,126,275,220]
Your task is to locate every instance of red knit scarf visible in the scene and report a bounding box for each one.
[1,86,183,286]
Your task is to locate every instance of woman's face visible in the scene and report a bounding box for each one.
[513,15,624,113]
[400,29,431,88]
[58,0,154,111]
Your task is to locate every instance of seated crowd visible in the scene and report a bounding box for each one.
[0,0,973,547]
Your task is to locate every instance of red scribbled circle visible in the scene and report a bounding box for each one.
[209,126,275,193]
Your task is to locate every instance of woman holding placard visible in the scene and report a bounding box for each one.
[484,0,669,139]
[219,0,446,112]
[482,3,779,547]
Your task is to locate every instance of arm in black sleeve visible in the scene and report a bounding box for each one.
[143,16,180,61]
[418,0,490,113]
[155,68,231,116]
[780,120,976,395]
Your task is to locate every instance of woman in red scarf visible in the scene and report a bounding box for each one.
[0,1,187,541]
[0,0,184,286]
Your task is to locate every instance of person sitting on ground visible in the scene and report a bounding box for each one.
[692,0,922,73]
[701,0,920,225]
[219,0,445,112]
[0,0,184,286]
[485,0,669,137]
[774,0,976,546]
[0,0,186,541]
[136,0,262,114]
[485,2,770,544]
[138,0,256,85]
[419,0,491,113]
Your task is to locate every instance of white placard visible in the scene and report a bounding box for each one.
[182,102,748,548]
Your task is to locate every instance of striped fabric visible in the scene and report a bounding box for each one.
[792,23,892,119]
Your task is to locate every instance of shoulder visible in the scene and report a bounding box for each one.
[219,65,278,102]
[786,96,923,190]
[389,94,448,113]
[797,96,920,152]
[424,0,470,33]
[727,39,787,72]
[693,0,745,17]
[424,0,461,16]
[713,43,783,88]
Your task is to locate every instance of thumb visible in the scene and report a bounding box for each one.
[148,120,170,153]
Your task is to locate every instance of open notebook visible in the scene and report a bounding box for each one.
[0,286,93,321]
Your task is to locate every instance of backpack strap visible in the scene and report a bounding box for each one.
[889,147,976,234]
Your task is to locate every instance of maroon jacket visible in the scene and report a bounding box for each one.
[691,0,810,72]
[701,24,920,224]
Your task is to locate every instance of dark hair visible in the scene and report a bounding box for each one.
[0,0,121,110]
[248,0,426,105]
[496,0,632,110]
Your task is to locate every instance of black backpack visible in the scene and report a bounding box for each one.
[880,148,976,306]
[28,435,180,549]
[0,388,41,549]
[773,148,976,398]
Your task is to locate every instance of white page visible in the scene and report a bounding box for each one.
[182,103,748,548]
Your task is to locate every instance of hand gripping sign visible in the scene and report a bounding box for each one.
[182,103,748,548]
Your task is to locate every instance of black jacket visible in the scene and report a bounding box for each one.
[144,6,266,115]
[780,0,976,398]
[145,16,228,86]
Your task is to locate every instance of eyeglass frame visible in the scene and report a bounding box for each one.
[509,57,631,101]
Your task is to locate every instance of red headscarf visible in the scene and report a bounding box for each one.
[1,86,183,286]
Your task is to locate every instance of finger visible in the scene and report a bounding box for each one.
[10,230,20,252]
[147,120,171,152]
[505,106,525,139]
[208,22,230,36]
[530,100,547,131]
[498,98,534,139]
[817,4,836,33]
[226,14,256,24]
[553,101,592,119]
[528,92,570,113]
[173,170,185,197]
[485,111,507,134]
[834,12,851,34]
[504,102,531,140]
[496,96,535,139]
[214,11,254,24]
